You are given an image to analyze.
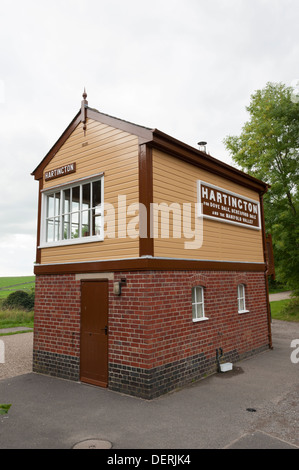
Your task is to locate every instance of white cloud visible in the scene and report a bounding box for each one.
[0,234,36,276]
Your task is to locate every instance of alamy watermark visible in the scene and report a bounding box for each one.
[103,197,204,249]
[290,339,299,364]
[0,340,4,364]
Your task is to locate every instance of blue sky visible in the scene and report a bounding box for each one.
[0,0,298,275]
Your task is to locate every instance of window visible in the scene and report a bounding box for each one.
[237,284,248,313]
[42,175,103,246]
[192,286,208,322]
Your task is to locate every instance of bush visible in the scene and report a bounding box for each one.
[3,290,35,311]
[281,296,299,320]
[268,278,288,293]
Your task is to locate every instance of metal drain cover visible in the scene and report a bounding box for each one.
[73,439,112,449]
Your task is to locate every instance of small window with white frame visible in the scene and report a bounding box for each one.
[237,284,248,313]
[41,174,104,247]
[192,286,208,322]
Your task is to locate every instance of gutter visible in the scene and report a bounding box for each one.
[259,193,273,350]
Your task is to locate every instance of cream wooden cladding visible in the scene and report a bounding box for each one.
[41,119,140,264]
[152,149,264,263]
[40,119,264,265]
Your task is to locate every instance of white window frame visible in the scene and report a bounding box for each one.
[40,174,104,248]
[192,286,208,322]
[237,284,249,313]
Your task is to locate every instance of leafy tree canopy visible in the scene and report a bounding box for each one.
[224,82,299,294]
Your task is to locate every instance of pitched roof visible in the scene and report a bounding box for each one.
[31,103,268,194]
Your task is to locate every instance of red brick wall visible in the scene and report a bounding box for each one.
[111,270,270,370]
[33,270,270,393]
[34,274,81,358]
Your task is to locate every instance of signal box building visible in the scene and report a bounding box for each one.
[31,92,274,399]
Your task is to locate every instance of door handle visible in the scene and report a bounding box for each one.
[101,326,108,335]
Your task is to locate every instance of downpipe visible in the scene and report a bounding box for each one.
[216,348,223,373]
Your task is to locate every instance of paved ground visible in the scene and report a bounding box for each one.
[0,319,298,450]
[0,331,33,381]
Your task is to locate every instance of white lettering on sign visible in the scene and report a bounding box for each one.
[198,181,261,230]
[45,163,76,181]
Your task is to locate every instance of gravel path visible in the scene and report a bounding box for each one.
[0,332,33,380]
[269,291,292,301]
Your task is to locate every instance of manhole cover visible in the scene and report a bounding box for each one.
[73,439,112,449]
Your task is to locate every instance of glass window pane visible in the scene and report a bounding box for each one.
[54,192,60,217]
[82,184,91,211]
[63,189,70,214]
[238,284,244,299]
[71,212,79,238]
[192,286,205,320]
[192,303,197,320]
[92,214,102,236]
[239,298,245,311]
[63,214,70,239]
[197,303,203,317]
[54,217,60,241]
[45,179,103,243]
[196,287,202,303]
[192,287,196,304]
[47,195,54,218]
[72,186,80,212]
[46,219,54,242]
[92,180,101,210]
[81,210,90,237]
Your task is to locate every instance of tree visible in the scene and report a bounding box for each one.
[224,82,299,294]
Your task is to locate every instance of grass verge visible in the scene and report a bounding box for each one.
[0,308,34,331]
[0,404,12,415]
[270,297,299,322]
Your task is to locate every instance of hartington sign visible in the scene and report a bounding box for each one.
[44,163,76,181]
[198,181,261,229]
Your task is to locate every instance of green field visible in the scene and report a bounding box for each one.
[0,276,35,299]
[0,276,35,333]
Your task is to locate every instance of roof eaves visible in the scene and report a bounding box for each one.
[86,106,153,132]
[86,107,154,143]
[151,129,268,193]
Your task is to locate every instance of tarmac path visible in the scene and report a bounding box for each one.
[269,291,292,301]
[0,319,298,449]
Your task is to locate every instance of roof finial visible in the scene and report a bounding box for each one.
[82,87,88,104]
[81,88,88,136]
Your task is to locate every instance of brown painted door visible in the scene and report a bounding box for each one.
[80,280,108,387]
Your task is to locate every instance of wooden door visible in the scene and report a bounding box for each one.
[80,280,108,387]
